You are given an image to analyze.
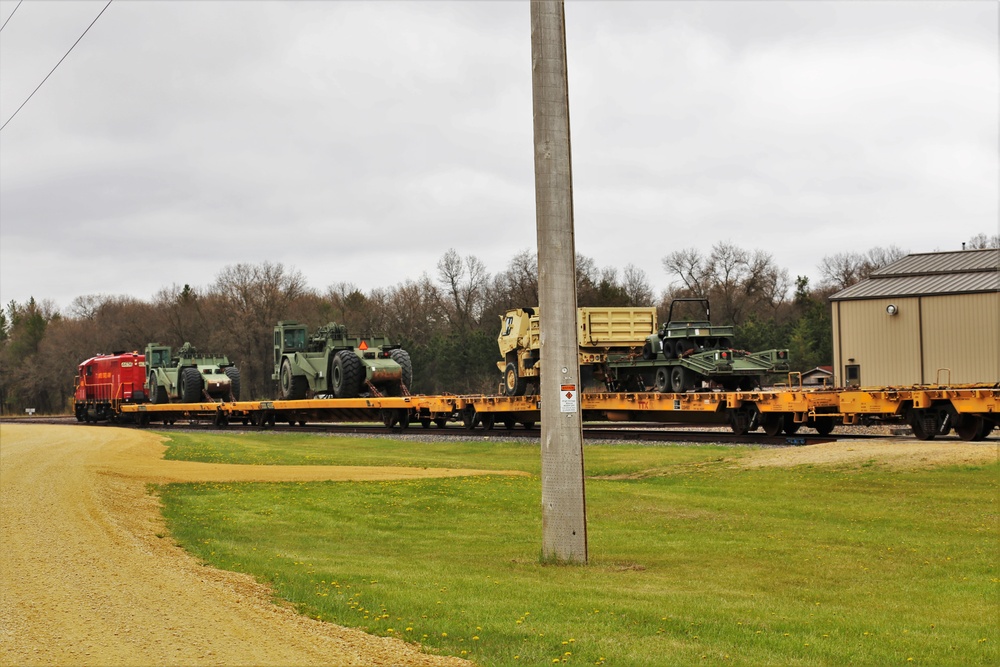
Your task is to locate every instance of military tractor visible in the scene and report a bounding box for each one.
[146,342,240,403]
[496,300,790,395]
[272,321,412,399]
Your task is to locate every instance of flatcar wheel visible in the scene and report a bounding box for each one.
[503,416,516,430]
[812,417,835,436]
[521,421,536,430]
[909,411,936,440]
[462,408,479,430]
[761,414,784,437]
[434,416,449,428]
[654,368,670,393]
[954,415,984,442]
[480,414,495,431]
[784,421,801,435]
[420,418,432,429]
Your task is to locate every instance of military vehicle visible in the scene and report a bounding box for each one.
[272,321,412,399]
[497,307,658,396]
[146,342,240,403]
[497,300,789,394]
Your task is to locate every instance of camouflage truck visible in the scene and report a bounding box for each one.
[272,321,412,399]
[497,300,790,394]
[146,342,240,403]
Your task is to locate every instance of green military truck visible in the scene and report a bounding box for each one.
[146,342,240,403]
[272,321,412,399]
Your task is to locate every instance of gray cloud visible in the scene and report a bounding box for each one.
[1,0,996,311]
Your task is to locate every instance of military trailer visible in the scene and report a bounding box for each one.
[272,321,412,399]
[146,342,240,403]
[497,300,790,395]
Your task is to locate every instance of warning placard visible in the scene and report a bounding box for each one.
[560,384,577,413]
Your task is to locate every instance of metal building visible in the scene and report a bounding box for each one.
[829,248,999,387]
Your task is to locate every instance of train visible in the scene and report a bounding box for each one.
[74,351,147,423]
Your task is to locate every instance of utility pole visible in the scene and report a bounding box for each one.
[530,0,587,563]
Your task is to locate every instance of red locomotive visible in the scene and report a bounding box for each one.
[74,351,147,422]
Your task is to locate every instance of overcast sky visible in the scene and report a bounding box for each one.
[1,0,997,313]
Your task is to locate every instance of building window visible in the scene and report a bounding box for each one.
[845,364,861,387]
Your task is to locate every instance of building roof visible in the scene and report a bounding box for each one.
[831,249,1000,301]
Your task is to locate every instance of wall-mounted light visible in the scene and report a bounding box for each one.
[886,304,898,316]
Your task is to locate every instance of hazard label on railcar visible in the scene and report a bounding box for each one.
[560,384,577,413]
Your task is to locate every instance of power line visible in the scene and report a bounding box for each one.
[0,0,113,133]
[1,0,24,33]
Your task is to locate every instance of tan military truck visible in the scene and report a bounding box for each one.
[496,307,658,396]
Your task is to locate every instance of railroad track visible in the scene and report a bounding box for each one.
[1,415,914,447]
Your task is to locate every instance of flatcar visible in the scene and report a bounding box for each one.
[74,351,147,422]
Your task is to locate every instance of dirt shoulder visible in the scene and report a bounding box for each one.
[733,437,999,470]
[0,424,499,667]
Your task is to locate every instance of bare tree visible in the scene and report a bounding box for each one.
[622,264,654,306]
[819,245,907,290]
[661,248,709,296]
[437,249,490,330]
[965,233,1000,249]
[211,262,310,398]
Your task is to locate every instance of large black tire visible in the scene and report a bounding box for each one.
[149,374,168,404]
[279,359,308,400]
[661,340,676,360]
[224,366,241,401]
[331,351,362,398]
[180,367,202,403]
[670,366,688,393]
[389,349,413,393]
[642,342,655,360]
[503,361,527,396]
[654,367,670,393]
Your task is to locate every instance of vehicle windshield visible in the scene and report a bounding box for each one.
[284,329,306,351]
[150,349,170,367]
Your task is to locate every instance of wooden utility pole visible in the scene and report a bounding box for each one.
[530,0,587,563]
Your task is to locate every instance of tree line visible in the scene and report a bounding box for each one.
[2,233,996,414]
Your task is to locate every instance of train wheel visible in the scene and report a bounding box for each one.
[812,417,835,436]
[654,368,670,393]
[503,416,516,430]
[462,408,479,430]
[481,414,495,431]
[434,416,449,428]
[784,421,801,435]
[909,410,936,440]
[420,418,432,429]
[521,421,536,430]
[761,414,784,437]
[729,406,759,435]
[954,415,984,442]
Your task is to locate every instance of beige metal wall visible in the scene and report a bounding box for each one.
[921,292,999,385]
[833,292,1000,387]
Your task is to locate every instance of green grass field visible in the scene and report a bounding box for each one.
[157,432,998,666]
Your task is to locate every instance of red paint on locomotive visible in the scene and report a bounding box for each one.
[74,351,147,422]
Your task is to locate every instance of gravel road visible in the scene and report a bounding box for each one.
[0,424,495,667]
